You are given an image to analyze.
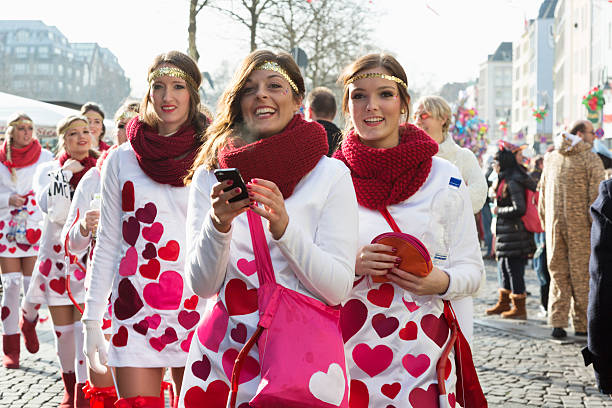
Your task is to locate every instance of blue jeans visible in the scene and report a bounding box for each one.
[481,201,493,256]
[497,257,526,294]
[532,232,550,309]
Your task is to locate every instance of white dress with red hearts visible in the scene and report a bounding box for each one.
[0,149,53,257]
[83,143,207,367]
[178,157,359,408]
[342,157,484,408]
[25,160,89,306]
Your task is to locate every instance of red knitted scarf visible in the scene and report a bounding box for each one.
[333,123,438,210]
[217,115,328,198]
[98,140,111,152]
[127,117,202,187]
[58,151,98,189]
[96,145,118,170]
[0,139,42,171]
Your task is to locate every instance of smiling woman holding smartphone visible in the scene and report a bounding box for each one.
[178,50,358,407]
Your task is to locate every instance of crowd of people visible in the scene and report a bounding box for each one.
[0,48,610,407]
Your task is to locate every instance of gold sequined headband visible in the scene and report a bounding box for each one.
[254,61,299,94]
[116,111,138,123]
[8,119,33,127]
[61,120,88,135]
[345,73,408,90]
[148,67,198,90]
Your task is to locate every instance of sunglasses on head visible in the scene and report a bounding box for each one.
[415,112,431,120]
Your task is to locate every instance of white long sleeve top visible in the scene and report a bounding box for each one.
[437,134,488,214]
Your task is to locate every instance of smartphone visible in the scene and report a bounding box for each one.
[213,168,250,203]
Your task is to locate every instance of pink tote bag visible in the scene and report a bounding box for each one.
[228,210,349,408]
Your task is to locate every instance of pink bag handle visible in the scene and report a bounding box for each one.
[379,207,401,233]
[246,209,276,286]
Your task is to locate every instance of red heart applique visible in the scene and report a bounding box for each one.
[191,355,211,382]
[139,259,160,280]
[39,259,52,276]
[112,326,128,347]
[420,313,450,348]
[122,216,140,246]
[102,319,112,330]
[444,357,452,380]
[16,243,30,252]
[121,181,135,212]
[399,321,418,341]
[352,343,393,377]
[448,392,456,407]
[183,381,229,408]
[113,278,144,320]
[49,277,66,294]
[8,247,16,254]
[141,243,157,260]
[160,327,178,344]
[181,330,194,352]
[197,301,228,353]
[402,353,430,378]
[230,323,247,344]
[0,221,4,230]
[236,258,257,276]
[56,262,64,271]
[145,314,161,330]
[133,319,149,335]
[402,298,420,312]
[367,283,394,308]
[349,379,369,408]
[408,383,439,408]
[142,222,163,243]
[1,306,10,321]
[53,244,62,253]
[371,313,399,338]
[183,295,199,310]
[135,202,157,224]
[224,279,258,316]
[381,382,401,399]
[158,240,180,261]
[222,348,260,384]
[143,271,183,310]
[26,229,41,244]
[178,310,200,330]
[340,299,367,344]
[119,247,138,277]
[0,244,6,253]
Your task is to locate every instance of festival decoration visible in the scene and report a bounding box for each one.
[498,120,508,136]
[531,106,548,123]
[582,87,605,112]
[449,105,489,159]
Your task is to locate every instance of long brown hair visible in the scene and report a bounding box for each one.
[5,112,35,182]
[338,53,411,132]
[80,102,106,140]
[140,51,207,135]
[185,50,305,184]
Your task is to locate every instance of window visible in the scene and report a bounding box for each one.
[54,47,61,55]
[57,65,64,75]
[14,46,27,58]
[13,64,28,74]
[67,67,73,77]
[37,64,50,74]
[58,81,63,91]
[15,30,29,42]
[38,46,49,58]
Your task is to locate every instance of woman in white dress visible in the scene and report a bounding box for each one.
[0,113,52,369]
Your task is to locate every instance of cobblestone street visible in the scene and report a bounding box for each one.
[1,258,611,407]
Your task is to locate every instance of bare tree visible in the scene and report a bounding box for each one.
[188,0,212,62]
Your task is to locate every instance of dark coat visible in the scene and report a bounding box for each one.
[317,119,342,157]
[583,178,612,394]
[494,149,537,259]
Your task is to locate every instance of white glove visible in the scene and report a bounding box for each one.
[83,319,108,374]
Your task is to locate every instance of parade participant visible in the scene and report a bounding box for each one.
[81,103,110,152]
[486,145,536,320]
[24,115,99,407]
[0,113,53,369]
[61,101,139,407]
[177,50,358,407]
[334,54,483,406]
[82,51,208,408]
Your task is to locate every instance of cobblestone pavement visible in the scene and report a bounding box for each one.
[1,258,611,407]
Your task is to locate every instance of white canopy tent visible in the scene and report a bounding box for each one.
[0,91,115,149]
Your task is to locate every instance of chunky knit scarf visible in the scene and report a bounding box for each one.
[333,123,438,210]
[127,117,202,187]
[0,139,42,171]
[98,140,111,152]
[217,114,328,198]
[58,151,98,189]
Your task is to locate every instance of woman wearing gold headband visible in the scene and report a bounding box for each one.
[0,113,52,369]
[23,115,100,407]
[333,54,484,406]
[82,51,209,408]
[81,102,111,152]
[178,50,358,407]
[59,101,140,407]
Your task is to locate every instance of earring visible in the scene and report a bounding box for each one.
[400,108,406,114]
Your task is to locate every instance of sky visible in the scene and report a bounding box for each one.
[2,0,542,98]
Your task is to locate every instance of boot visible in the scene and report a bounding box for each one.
[59,372,76,408]
[114,396,164,408]
[501,293,527,320]
[83,382,117,408]
[486,288,511,315]
[2,333,20,369]
[74,382,90,408]
[19,311,39,354]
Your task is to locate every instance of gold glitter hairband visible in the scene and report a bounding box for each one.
[255,61,299,94]
[8,119,33,127]
[61,120,89,135]
[148,67,198,90]
[116,111,138,123]
[345,73,408,90]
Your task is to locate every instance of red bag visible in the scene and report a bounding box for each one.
[521,189,544,233]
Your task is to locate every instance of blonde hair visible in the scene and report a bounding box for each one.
[4,112,35,182]
[415,95,452,135]
[184,50,305,184]
[55,115,100,160]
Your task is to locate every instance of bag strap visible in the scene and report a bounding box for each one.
[379,207,401,233]
[246,209,276,286]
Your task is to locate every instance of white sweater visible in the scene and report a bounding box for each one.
[437,134,488,214]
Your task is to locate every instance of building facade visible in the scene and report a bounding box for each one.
[477,42,513,142]
[0,20,130,115]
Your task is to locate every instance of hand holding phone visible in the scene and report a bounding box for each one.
[213,168,249,203]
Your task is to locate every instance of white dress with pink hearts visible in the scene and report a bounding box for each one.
[342,157,484,407]
[0,149,53,257]
[83,143,207,367]
[25,160,89,306]
[178,157,359,408]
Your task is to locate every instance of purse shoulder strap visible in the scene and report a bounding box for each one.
[379,207,402,233]
[246,209,276,286]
